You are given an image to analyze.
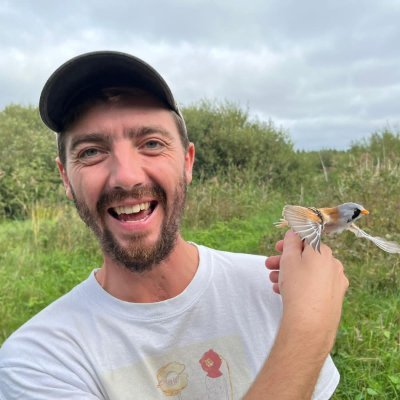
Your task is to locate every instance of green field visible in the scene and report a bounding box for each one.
[1,185,399,399]
[0,103,399,398]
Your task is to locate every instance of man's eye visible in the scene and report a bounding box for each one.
[145,140,162,149]
[80,148,100,158]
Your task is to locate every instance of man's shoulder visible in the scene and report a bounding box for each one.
[197,244,271,291]
[0,273,92,357]
[0,272,102,397]
[197,244,282,322]
[198,243,266,270]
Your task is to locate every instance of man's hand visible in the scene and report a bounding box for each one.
[245,230,348,399]
[267,230,348,348]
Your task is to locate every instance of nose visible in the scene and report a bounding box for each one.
[108,145,147,190]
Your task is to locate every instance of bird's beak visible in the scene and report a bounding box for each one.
[361,209,369,215]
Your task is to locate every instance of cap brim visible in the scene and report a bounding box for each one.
[39,51,179,132]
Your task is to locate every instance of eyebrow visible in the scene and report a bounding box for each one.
[69,132,113,153]
[124,125,174,141]
[68,125,174,153]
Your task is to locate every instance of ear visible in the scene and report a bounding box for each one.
[56,157,73,200]
[184,143,195,184]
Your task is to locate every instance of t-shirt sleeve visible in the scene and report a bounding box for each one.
[0,327,103,400]
[312,355,340,399]
[0,365,102,400]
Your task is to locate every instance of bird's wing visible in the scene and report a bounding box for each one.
[348,223,400,254]
[282,205,324,252]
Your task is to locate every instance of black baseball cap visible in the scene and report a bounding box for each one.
[39,50,183,132]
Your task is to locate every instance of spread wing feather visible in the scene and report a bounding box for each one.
[281,205,324,252]
[348,224,400,254]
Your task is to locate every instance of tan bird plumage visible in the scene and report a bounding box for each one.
[275,202,400,254]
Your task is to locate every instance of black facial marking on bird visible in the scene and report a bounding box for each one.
[350,207,361,222]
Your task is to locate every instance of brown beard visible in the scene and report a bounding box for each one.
[71,177,187,273]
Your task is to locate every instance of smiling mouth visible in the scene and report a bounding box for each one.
[108,201,157,222]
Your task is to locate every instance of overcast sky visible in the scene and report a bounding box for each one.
[1,0,399,150]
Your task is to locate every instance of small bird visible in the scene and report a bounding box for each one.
[275,202,400,254]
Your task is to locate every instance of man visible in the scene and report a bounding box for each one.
[0,51,348,399]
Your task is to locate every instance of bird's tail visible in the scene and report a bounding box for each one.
[274,219,288,228]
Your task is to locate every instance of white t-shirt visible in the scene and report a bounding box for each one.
[0,244,339,399]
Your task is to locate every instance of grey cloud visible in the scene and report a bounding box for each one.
[1,0,399,150]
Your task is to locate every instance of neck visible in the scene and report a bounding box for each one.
[95,236,199,303]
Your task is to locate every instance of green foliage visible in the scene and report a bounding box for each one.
[0,205,101,340]
[1,102,400,397]
[0,105,62,218]
[183,101,297,189]
[351,129,400,163]
[0,101,299,218]
[184,166,280,229]
[0,186,399,398]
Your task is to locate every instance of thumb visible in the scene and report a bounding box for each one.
[282,230,303,258]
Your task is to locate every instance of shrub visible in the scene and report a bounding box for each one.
[0,105,62,218]
[182,101,298,189]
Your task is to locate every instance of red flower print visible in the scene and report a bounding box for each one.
[199,349,223,378]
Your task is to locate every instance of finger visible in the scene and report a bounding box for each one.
[334,259,349,293]
[282,230,303,257]
[269,270,279,283]
[272,283,280,294]
[321,243,333,257]
[343,275,350,293]
[266,255,281,270]
[275,239,284,253]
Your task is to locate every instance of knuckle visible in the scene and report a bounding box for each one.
[320,243,332,256]
[335,259,344,271]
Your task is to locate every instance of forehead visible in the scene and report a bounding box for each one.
[65,94,178,141]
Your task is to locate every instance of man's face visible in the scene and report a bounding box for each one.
[57,95,194,272]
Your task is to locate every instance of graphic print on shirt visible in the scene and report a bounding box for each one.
[101,336,252,399]
[199,349,233,400]
[156,361,188,399]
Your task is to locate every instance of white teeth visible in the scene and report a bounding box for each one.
[114,202,150,215]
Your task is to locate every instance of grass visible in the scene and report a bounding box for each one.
[0,217,100,340]
[0,174,399,399]
[333,261,400,399]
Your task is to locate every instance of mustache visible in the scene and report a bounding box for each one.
[96,184,167,214]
